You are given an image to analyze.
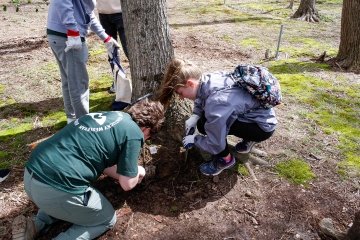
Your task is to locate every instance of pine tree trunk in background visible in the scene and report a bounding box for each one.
[292,0,319,22]
[120,0,174,99]
[334,0,360,72]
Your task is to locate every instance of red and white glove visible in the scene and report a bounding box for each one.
[64,30,82,52]
[104,35,120,59]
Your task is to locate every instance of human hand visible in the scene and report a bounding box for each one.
[185,114,200,135]
[104,36,120,59]
[183,134,196,149]
[138,165,146,183]
[64,30,82,52]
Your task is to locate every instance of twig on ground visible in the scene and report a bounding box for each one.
[249,155,269,166]
[125,213,134,234]
[244,162,258,183]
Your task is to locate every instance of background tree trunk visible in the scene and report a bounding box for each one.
[287,0,295,9]
[120,0,174,100]
[333,0,360,72]
[292,0,319,22]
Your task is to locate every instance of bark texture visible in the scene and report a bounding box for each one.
[334,0,360,72]
[121,0,174,100]
[292,0,319,22]
[121,0,191,145]
[347,211,360,240]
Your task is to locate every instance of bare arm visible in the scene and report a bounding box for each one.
[103,165,145,191]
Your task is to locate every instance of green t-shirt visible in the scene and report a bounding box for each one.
[26,111,144,194]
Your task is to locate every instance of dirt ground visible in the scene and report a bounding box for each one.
[0,0,359,240]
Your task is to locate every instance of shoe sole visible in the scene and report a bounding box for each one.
[236,143,256,154]
[200,160,236,177]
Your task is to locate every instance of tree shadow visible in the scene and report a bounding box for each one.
[170,16,279,28]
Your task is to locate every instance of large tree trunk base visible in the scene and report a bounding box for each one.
[327,57,360,74]
[292,11,319,22]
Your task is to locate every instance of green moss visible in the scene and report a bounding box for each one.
[0,84,4,94]
[285,37,338,57]
[269,59,360,177]
[222,34,233,43]
[42,111,67,128]
[0,119,33,141]
[0,151,9,159]
[240,37,261,49]
[275,159,316,185]
[236,163,249,176]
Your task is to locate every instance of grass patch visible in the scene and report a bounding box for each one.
[240,37,261,49]
[236,163,249,176]
[275,159,316,185]
[284,37,338,58]
[269,60,360,177]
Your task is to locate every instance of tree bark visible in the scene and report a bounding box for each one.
[333,0,360,72]
[120,0,174,100]
[347,211,360,240]
[120,0,191,149]
[287,0,294,9]
[292,0,319,22]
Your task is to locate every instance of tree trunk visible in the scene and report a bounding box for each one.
[347,211,360,240]
[334,0,360,72]
[287,0,294,9]
[292,0,319,22]
[120,0,174,100]
[120,0,191,161]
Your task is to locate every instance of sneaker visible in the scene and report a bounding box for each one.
[0,168,10,183]
[199,155,236,176]
[235,140,256,154]
[108,83,116,94]
[12,215,37,240]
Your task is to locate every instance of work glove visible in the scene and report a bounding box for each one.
[138,165,146,183]
[64,30,82,52]
[183,134,196,149]
[185,114,200,135]
[104,36,120,59]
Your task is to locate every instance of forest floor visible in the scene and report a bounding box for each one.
[0,0,359,239]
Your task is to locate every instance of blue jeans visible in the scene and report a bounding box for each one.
[24,168,116,240]
[47,34,90,120]
[99,12,128,59]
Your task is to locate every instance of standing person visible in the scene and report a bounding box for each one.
[97,0,129,94]
[47,0,120,123]
[158,58,277,176]
[12,99,164,240]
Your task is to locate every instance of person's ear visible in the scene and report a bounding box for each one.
[187,79,196,88]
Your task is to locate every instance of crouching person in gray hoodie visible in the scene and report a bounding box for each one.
[158,58,277,176]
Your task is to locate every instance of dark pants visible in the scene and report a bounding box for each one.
[99,12,129,59]
[197,115,274,157]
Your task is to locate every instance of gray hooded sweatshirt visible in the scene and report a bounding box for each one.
[193,71,277,155]
[47,0,107,40]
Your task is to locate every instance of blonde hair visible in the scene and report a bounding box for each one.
[128,99,165,133]
[157,58,202,106]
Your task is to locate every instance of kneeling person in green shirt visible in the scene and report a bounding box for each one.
[17,99,164,240]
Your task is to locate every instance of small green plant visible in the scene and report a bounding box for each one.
[275,159,316,185]
[236,163,249,176]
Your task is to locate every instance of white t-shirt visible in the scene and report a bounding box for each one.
[97,0,122,14]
